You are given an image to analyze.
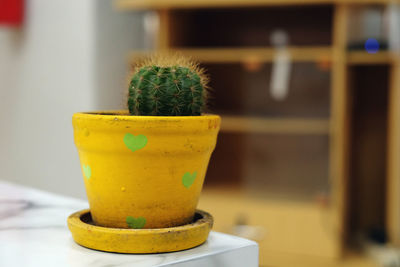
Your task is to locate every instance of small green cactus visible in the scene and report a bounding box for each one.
[128,56,208,116]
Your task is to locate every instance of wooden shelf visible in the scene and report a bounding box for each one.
[116,0,398,10]
[220,116,330,134]
[129,47,333,63]
[130,48,400,65]
[199,188,378,265]
[116,0,400,262]
[347,51,400,65]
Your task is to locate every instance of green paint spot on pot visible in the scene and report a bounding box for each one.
[123,133,147,152]
[126,216,146,229]
[82,165,91,179]
[182,171,197,188]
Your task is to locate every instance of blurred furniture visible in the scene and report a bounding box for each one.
[0,181,259,267]
[115,0,400,265]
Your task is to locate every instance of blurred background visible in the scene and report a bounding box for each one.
[1,0,400,266]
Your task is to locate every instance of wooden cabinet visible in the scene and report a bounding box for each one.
[116,0,400,265]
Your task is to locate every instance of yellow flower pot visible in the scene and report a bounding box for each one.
[72,111,220,229]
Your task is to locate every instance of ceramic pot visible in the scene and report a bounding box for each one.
[72,111,220,229]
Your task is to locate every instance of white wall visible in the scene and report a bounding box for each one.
[0,0,145,199]
[94,0,145,109]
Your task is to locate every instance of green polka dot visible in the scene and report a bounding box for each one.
[82,165,91,179]
[123,133,147,152]
[126,216,146,229]
[182,171,197,188]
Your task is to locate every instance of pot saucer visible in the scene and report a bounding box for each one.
[67,209,213,253]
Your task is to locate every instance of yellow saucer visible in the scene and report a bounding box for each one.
[67,209,213,253]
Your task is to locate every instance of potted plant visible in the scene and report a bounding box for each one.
[72,55,220,230]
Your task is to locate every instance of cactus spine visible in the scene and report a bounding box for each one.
[128,56,208,116]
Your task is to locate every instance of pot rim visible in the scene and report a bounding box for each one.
[73,110,220,121]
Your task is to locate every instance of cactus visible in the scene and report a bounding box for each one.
[128,56,208,116]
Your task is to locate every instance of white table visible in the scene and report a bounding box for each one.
[0,181,258,267]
